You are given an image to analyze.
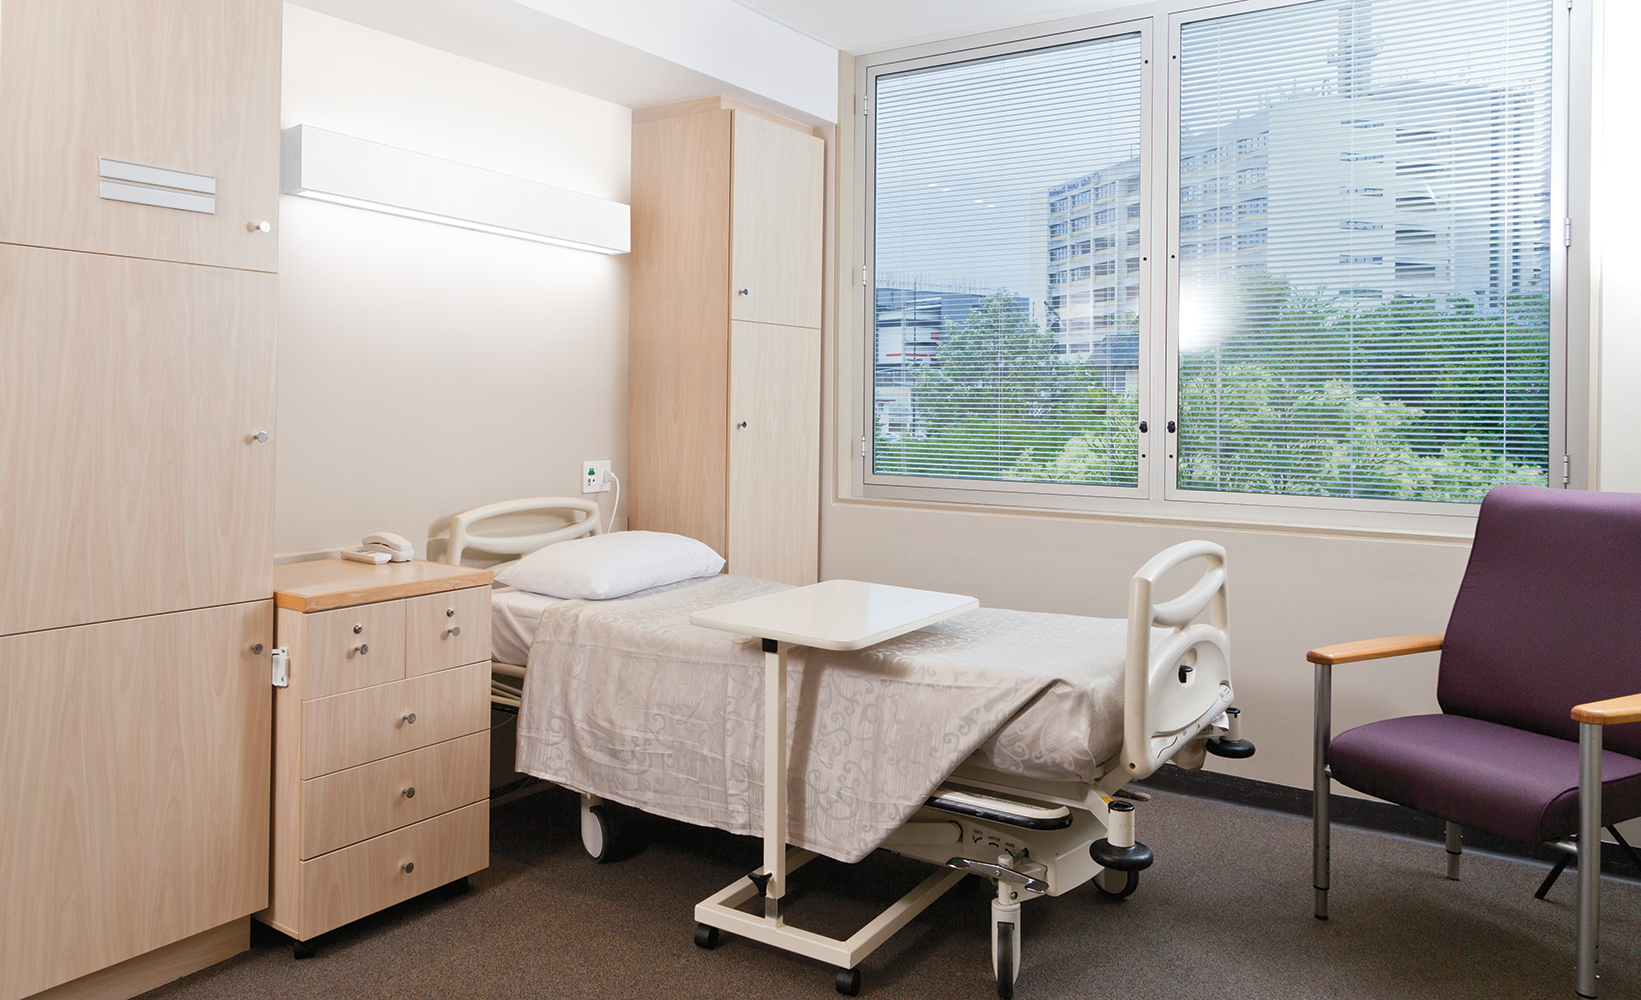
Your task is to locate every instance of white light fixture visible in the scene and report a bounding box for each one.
[281,125,630,255]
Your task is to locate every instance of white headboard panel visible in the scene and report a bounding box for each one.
[444,496,602,566]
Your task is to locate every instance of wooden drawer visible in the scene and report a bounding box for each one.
[405,587,491,677]
[297,802,488,939]
[301,662,488,778]
[297,600,406,699]
[301,732,488,859]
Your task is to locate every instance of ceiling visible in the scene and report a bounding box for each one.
[732,0,1137,55]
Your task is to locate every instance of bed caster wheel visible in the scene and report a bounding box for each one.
[1094,867,1139,899]
[293,938,318,960]
[834,967,861,996]
[694,923,720,950]
[581,801,615,863]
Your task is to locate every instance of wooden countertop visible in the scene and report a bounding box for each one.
[273,558,492,612]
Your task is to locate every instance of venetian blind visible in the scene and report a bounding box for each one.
[1175,0,1554,504]
[871,33,1145,489]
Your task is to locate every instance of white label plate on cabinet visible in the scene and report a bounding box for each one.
[98,158,217,214]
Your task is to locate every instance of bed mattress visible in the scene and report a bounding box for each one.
[490,587,564,666]
[514,575,1144,863]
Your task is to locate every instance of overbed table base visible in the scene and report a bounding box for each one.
[694,847,968,974]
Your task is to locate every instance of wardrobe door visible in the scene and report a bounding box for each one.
[0,0,282,271]
[729,112,824,329]
[0,245,276,636]
[726,321,821,585]
[0,602,272,1000]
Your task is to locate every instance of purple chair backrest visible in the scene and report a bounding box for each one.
[1438,485,1641,757]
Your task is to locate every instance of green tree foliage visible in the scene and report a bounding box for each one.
[873,292,1139,487]
[875,280,1549,503]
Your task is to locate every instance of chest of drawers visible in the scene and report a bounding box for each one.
[256,559,493,948]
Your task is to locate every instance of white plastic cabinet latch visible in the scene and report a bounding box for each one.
[271,647,290,688]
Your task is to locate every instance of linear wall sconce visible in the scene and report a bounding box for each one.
[281,125,630,255]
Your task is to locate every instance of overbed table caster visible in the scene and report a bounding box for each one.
[688,580,978,996]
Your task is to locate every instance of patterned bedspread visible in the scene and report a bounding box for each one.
[514,575,1134,863]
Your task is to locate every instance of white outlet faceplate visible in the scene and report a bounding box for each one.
[582,459,611,494]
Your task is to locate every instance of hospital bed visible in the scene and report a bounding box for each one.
[446,497,1254,997]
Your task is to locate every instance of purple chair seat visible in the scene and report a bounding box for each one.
[1330,714,1641,845]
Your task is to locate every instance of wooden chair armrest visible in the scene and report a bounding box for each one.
[1306,633,1445,665]
[1572,693,1641,726]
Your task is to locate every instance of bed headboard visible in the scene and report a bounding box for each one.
[443,496,602,566]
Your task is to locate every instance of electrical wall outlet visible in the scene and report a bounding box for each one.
[582,460,612,494]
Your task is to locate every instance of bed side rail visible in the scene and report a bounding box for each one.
[446,496,601,566]
[1121,540,1234,780]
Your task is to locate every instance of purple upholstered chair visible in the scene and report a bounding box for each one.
[1307,485,1641,998]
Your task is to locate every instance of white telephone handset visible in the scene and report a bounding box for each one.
[356,531,415,563]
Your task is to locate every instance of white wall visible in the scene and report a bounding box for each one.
[1597,0,1641,493]
[275,4,630,559]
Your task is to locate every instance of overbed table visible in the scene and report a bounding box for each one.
[688,579,979,994]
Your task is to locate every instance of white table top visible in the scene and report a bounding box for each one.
[689,579,979,651]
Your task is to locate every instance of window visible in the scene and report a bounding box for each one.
[1175,0,1553,505]
[863,0,1562,519]
[868,30,1144,489]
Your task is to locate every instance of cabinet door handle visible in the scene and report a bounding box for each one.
[248,431,268,443]
[353,643,369,655]
[446,608,456,617]
[353,623,364,634]
[247,220,271,233]
[402,862,415,874]
[403,712,417,725]
[738,288,750,296]
[447,625,461,637]
[737,421,748,429]
[403,786,416,799]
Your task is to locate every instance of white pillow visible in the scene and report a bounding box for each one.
[493,531,725,600]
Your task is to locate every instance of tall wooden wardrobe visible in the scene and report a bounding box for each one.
[0,3,282,999]
[628,98,824,587]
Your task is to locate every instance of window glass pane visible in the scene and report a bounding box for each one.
[1176,0,1553,503]
[873,34,1144,487]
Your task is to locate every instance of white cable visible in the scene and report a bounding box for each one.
[605,470,621,531]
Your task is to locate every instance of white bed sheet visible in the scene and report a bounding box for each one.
[490,587,564,666]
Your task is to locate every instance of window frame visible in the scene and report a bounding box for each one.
[852,0,1579,534]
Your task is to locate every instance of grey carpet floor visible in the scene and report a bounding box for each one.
[143,786,1641,999]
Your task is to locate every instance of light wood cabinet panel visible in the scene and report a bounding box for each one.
[0,244,276,638]
[727,323,821,585]
[0,603,272,1000]
[300,600,407,699]
[730,114,825,329]
[301,733,489,860]
[630,99,823,583]
[301,662,490,780]
[405,589,491,678]
[629,107,734,558]
[298,803,489,939]
[0,0,282,271]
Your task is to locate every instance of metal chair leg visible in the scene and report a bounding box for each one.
[1445,822,1462,881]
[1607,824,1641,876]
[1535,853,1571,900]
[1577,722,1602,998]
[1313,661,1331,920]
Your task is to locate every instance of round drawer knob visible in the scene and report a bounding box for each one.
[402,862,415,874]
[403,712,417,725]
[446,608,455,617]
[247,220,271,233]
[354,643,369,655]
[251,643,264,655]
[403,786,416,799]
[447,625,461,637]
[353,624,363,634]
